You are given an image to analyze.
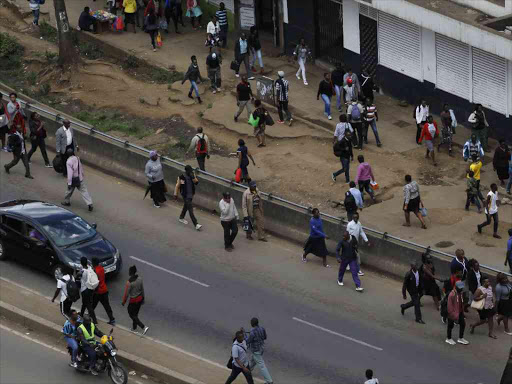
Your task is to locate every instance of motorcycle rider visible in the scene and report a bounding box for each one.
[62,309,81,368]
[77,314,104,375]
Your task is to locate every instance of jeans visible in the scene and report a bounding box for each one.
[506,174,512,193]
[28,137,49,165]
[81,342,97,368]
[250,48,263,69]
[352,122,363,149]
[358,179,374,201]
[333,157,350,182]
[5,152,30,176]
[403,292,422,321]
[189,80,200,98]
[236,53,252,78]
[180,198,198,226]
[225,365,254,384]
[127,301,145,330]
[220,24,228,48]
[80,289,98,324]
[250,350,273,384]
[480,212,498,233]
[367,119,381,145]
[337,259,361,287]
[32,9,40,25]
[65,337,78,362]
[416,123,424,144]
[277,101,292,121]
[221,219,238,248]
[465,193,481,210]
[196,153,206,171]
[92,292,115,322]
[321,94,331,117]
[296,57,306,83]
[334,85,343,111]
[235,100,253,120]
[447,313,466,339]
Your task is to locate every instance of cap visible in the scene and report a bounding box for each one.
[347,78,353,84]
[455,281,465,290]
[277,71,285,77]
[249,181,257,188]
[149,150,157,158]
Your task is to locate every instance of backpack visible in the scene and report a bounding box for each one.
[413,106,418,119]
[350,105,361,120]
[61,276,80,302]
[344,191,357,212]
[86,268,99,290]
[196,134,207,154]
[333,140,342,157]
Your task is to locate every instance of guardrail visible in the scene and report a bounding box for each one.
[2,88,509,277]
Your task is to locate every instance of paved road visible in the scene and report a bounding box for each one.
[0,152,508,384]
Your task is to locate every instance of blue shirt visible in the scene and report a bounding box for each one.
[309,217,325,238]
[62,319,80,337]
[246,326,266,353]
[508,236,512,260]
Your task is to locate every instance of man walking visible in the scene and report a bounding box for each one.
[355,155,376,203]
[186,127,210,171]
[465,170,482,213]
[4,124,33,178]
[468,154,485,203]
[275,71,292,125]
[343,68,361,94]
[55,119,77,177]
[206,52,222,94]
[401,261,425,324]
[61,148,93,212]
[344,181,363,221]
[336,231,363,292]
[234,33,254,80]
[439,103,454,155]
[347,212,369,276]
[91,257,115,325]
[174,165,202,231]
[234,75,254,122]
[215,2,228,48]
[51,267,77,319]
[463,134,485,162]
[414,100,429,145]
[478,183,500,238]
[219,192,239,252]
[446,281,469,345]
[506,228,512,274]
[332,131,353,183]
[242,181,266,241]
[246,318,273,384]
[468,104,489,152]
[364,98,381,147]
[225,330,254,384]
[122,265,149,335]
[347,98,365,149]
[79,256,98,325]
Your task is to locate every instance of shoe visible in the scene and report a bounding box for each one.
[477,224,482,234]
[248,76,255,80]
[251,66,256,72]
[154,203,161,208]
[153,48,156,52]
[225,247,233,252]
[416,319,426,324]
[212,90,217,94]
[142,326,149,335]
[88,205,93,212]
[505,331,512,336]
[61,201,71,206]
[328,115,332,120]
[234,116,238,122]
[258,238,268,242]
[296,74,301,80]
[493,234,502,239]
[457,338,469,345]
[331,173,336,182]
[45,164,52,168]
[179,218,188,225]
[377,143,382,147]
[277,120,284,124]
[108,319,116,325]
[1,146,8,152]
[441,316,446,324]
[288,119,293,126]
[358,271,364,276]
[28,161,32,164]
[188,93,193,99]
[355,287,364,292]
[197,97,203,104]
[4,165,9,174]
[246,235,253,240]
[304,82,308,86]
[235,73,240,78]
[195,224,202,231]
[445,339,456,345]
[130,328,138,334]
[337,281,344,286]
[400,304,405,316]
[25,175,34,179]
[69,362,77,368]
[90,369,99,376]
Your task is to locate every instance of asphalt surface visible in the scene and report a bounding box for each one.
[0,151,509,384]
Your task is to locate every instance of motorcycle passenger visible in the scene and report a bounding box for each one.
[62,309,81,368]
[77,314,104,375]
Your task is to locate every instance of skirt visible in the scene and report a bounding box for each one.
[423,279,441,299]
[496,166,509,181]
[186,6,202,17]
[304,236,328,257]
[406,196,420,213]
[150,179,167,203]
[478,307,496,321]
[498,298,512,318]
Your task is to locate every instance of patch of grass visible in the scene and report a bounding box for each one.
[39,21,58,43]
[74,109,144,136]
[149,67,183,84]
[207,103,212,109]
[78,42,103,60]
[124,55,139,69]
[0,32,24,69]
[27,71,37,85]
[37,83,51,96]
[45,50,58,63]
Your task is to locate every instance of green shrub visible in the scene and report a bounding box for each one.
[150,68,183,84]
[78,42,103,60]
[45,50,58,63]
[124,55,139,69]
[0,32,24,69]
[39,21,58,43]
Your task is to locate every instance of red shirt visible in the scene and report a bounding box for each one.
[94,266,108,294]
[419,121,438,143]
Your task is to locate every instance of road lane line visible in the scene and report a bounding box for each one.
[292,317,383,351]
[129,256,210,287]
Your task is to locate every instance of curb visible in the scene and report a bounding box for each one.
[0,301,205,384]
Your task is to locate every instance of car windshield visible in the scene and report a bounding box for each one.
[38,215,97,247]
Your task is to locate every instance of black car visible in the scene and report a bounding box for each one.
[0,200,122,276]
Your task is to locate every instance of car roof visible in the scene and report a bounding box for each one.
[0,200,76,221]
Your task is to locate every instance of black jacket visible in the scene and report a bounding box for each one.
[178,174,197,199]
[317,80,333,98]
[339,137,353,159]
[335,235,358,262]
[402,269,423,297]
[206,53,221,69]
[234,39,248,63]
[331,69,345,87]
[183,64,203,83]
[248,32,261,51]
[467,269,482,294]
[79,11,95,31]
[8,133,25,157]
[450,257,469,281]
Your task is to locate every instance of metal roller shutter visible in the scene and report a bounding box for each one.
[472,48,508,115]
[435,34,470,100]
[378,12,422,80]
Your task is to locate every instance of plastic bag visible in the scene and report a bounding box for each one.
[370,181,379,190]
[248,113,260,128]
[156,32,163,47]
[235,168,242,183]
[114,16,124,31]
[420,207,428,217]
[159,20,168,30]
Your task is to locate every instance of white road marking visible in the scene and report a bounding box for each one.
[0,323,68,356]
[292,317,384,351]
[129,256,210,288]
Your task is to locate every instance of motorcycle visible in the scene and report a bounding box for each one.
[68,329,128,384]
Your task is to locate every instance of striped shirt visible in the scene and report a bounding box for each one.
[275,78,289,102]
[365,105,377,121]
[215,9,228,26]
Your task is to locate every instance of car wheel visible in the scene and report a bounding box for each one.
[0,238,7,260]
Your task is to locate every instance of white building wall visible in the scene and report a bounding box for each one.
[421,28,436,84]
[342,0,360,54]
[509,60,512,117]
[451,0,512,18]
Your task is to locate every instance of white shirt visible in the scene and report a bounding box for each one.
[475,270,481,288]
[334,122,353,141]
[347,220,368,243]
[413,270,419,287]
[14,131,25,154]
[365,379,379,384]
[80,266,95,292]
[207,21,219,35]
[219,198,239,221]
[415,105,429,124]
[57,274,72,302]
[485,191,498,215]
[63,127,72,145]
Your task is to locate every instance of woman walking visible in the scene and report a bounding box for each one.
[496,272,512,336]
[420,254,441,310]
[122,265,149,335]
[317,73,333,120]
[145,7,158,52]
[0,94,9,151]
[293,38,310,86]
[145,150,167,208]
[252,99,268,147]
[493,139,511,187]
[470,277,497,339]
[27,112,50,167]
[182,55,205,104]
[403,175,426,229]
[7,92,26,136]
[186,0,202,29]
[233,139,255,183]
[302,208,330,268]
[418,115,439,166]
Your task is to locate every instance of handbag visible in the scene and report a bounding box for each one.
[52,155,63,174]
[234,168,242,183]
[264,113,274,126]
[248,113,260,128]
[0,114,7,126]
[230,60,240,71]
[420,207,428,217]
[470,297,485,310]
[242,217,253,232]
[71,158,81,189]
[157,32,163,47]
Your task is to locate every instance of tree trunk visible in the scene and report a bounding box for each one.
[52,0,79,67]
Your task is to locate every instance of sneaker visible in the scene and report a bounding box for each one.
[296,74,301,80]
[1,146,8,152]
[195,224,202,231]
[445,339,456,345]
[337,280,344,286]
[477,224,482,234]
[45,164,53,168]
[304,82,308,86]
[355,287,364,292]
[358,271,365,276]
[288,119,293,126]
[153,48,156,52]
[179,218,188,225]
[328,115,332,120]
[277,120,285,124]
[142,326,149,335]
[154,203,161,208]
[90,369,99,376]
[331,173,336,182]
[248,76,255,80]
[457,338,469,345]
[505,331,512,336]
[88,205,93,212]
[108,319,116,325]
[130,328,138,334]
[235,73,240,78]
[212,90,217,94]
[69,362,77,368]
[61,201,71,206]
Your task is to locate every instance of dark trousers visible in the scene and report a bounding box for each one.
[221,219,238,249]
[149,30,157,49]
[92,292,115,322]
[61,143,75,176]
[352,122,363,149]
[225,366,254,384]
[447,313,466,339]
[28,137,49,165]
[80,288,98,324]
[196,154,206,171]
[337,259,361,287]
[220,24,228,48]
[346,209,356,222]
[403,292,422,321]
[465,193,481,210]
[416,122,426,144]
[333,156,350,182]
[278,101,292,121]
[60,298,73,319]
[236,53,252,78]
[5,152,30,176]
[358,179,374,201]
[127,301,145,330]
[180,198,198,226]
[82,343,97,368]
[480,212,498,233]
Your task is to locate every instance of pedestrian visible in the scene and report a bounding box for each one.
[122,265,149,335]
[364,369,379,384]
[470,277,497,339]
[478,183,500,239]
[7,92,26,136]
[418,115,439,166]
[78,256,98,325]
[206,15,220,46]
[164,0,181,34]
[182,55,205,104]
[293,38,310,86]
[252,99,268,147]
[216,2,228,48]
[135,0,144,28]
[468,104,489,152]
[317,72,333,120]
[234,139,255,183]
[3,123,33,179]
[363,98,381,147]
[463,134,485,162]
[225,330,254,384]
[245,318,273,384]
[242,181,266,241]
[0,94,8,151]
[174,165,202,230]
[493,139,511,186]
[186,0,202,29]
[78,6,97,33]
[445,281,470,345]
[123,0,137,33]
[332,130,353,184]
[275,71,292,125]
[360,71,375,103]
[248,26,264,75]
[336,231,363,291]
[206,51,222,94]
[343,67,361,94]
[333,114,354,147]
[465,170,482,213]
[355,155,375,204]
[347,98,364,149]
[414,100,429,145]
[26,112,50,167]
[234,33,254,80]
[29,0,40,26]
[467,259,482,306]
[219,192,239,252]
[331,64,345,112]
[91,257,115,325]
[186,127,210,171]
[61,148,93,211]
[501,347,512,384]
[145,7,159,52]
[403,174,426,229]
[468,154,485,203]
[55,119,77,177]
[420,254,441,310]
[439,103,454,155]
[51,266,76,319]
[62,309,80,368]
[401,261,425,324]
[347,212,369,276]
[344,181,363,221]
[302,208,330,268]
[496,272,512,336]
[343,78,359,112]
[506,228,512,274]
[234,74,254,122]
[506,160,512,195]
[144,150,167,208]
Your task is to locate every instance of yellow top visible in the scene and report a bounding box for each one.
[468,161,482,180]
[123,0,137,13]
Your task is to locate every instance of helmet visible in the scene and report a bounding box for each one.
[100,335,108,345]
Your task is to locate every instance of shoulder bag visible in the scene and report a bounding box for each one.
[470,291,485,310]
[71,158,81,189]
